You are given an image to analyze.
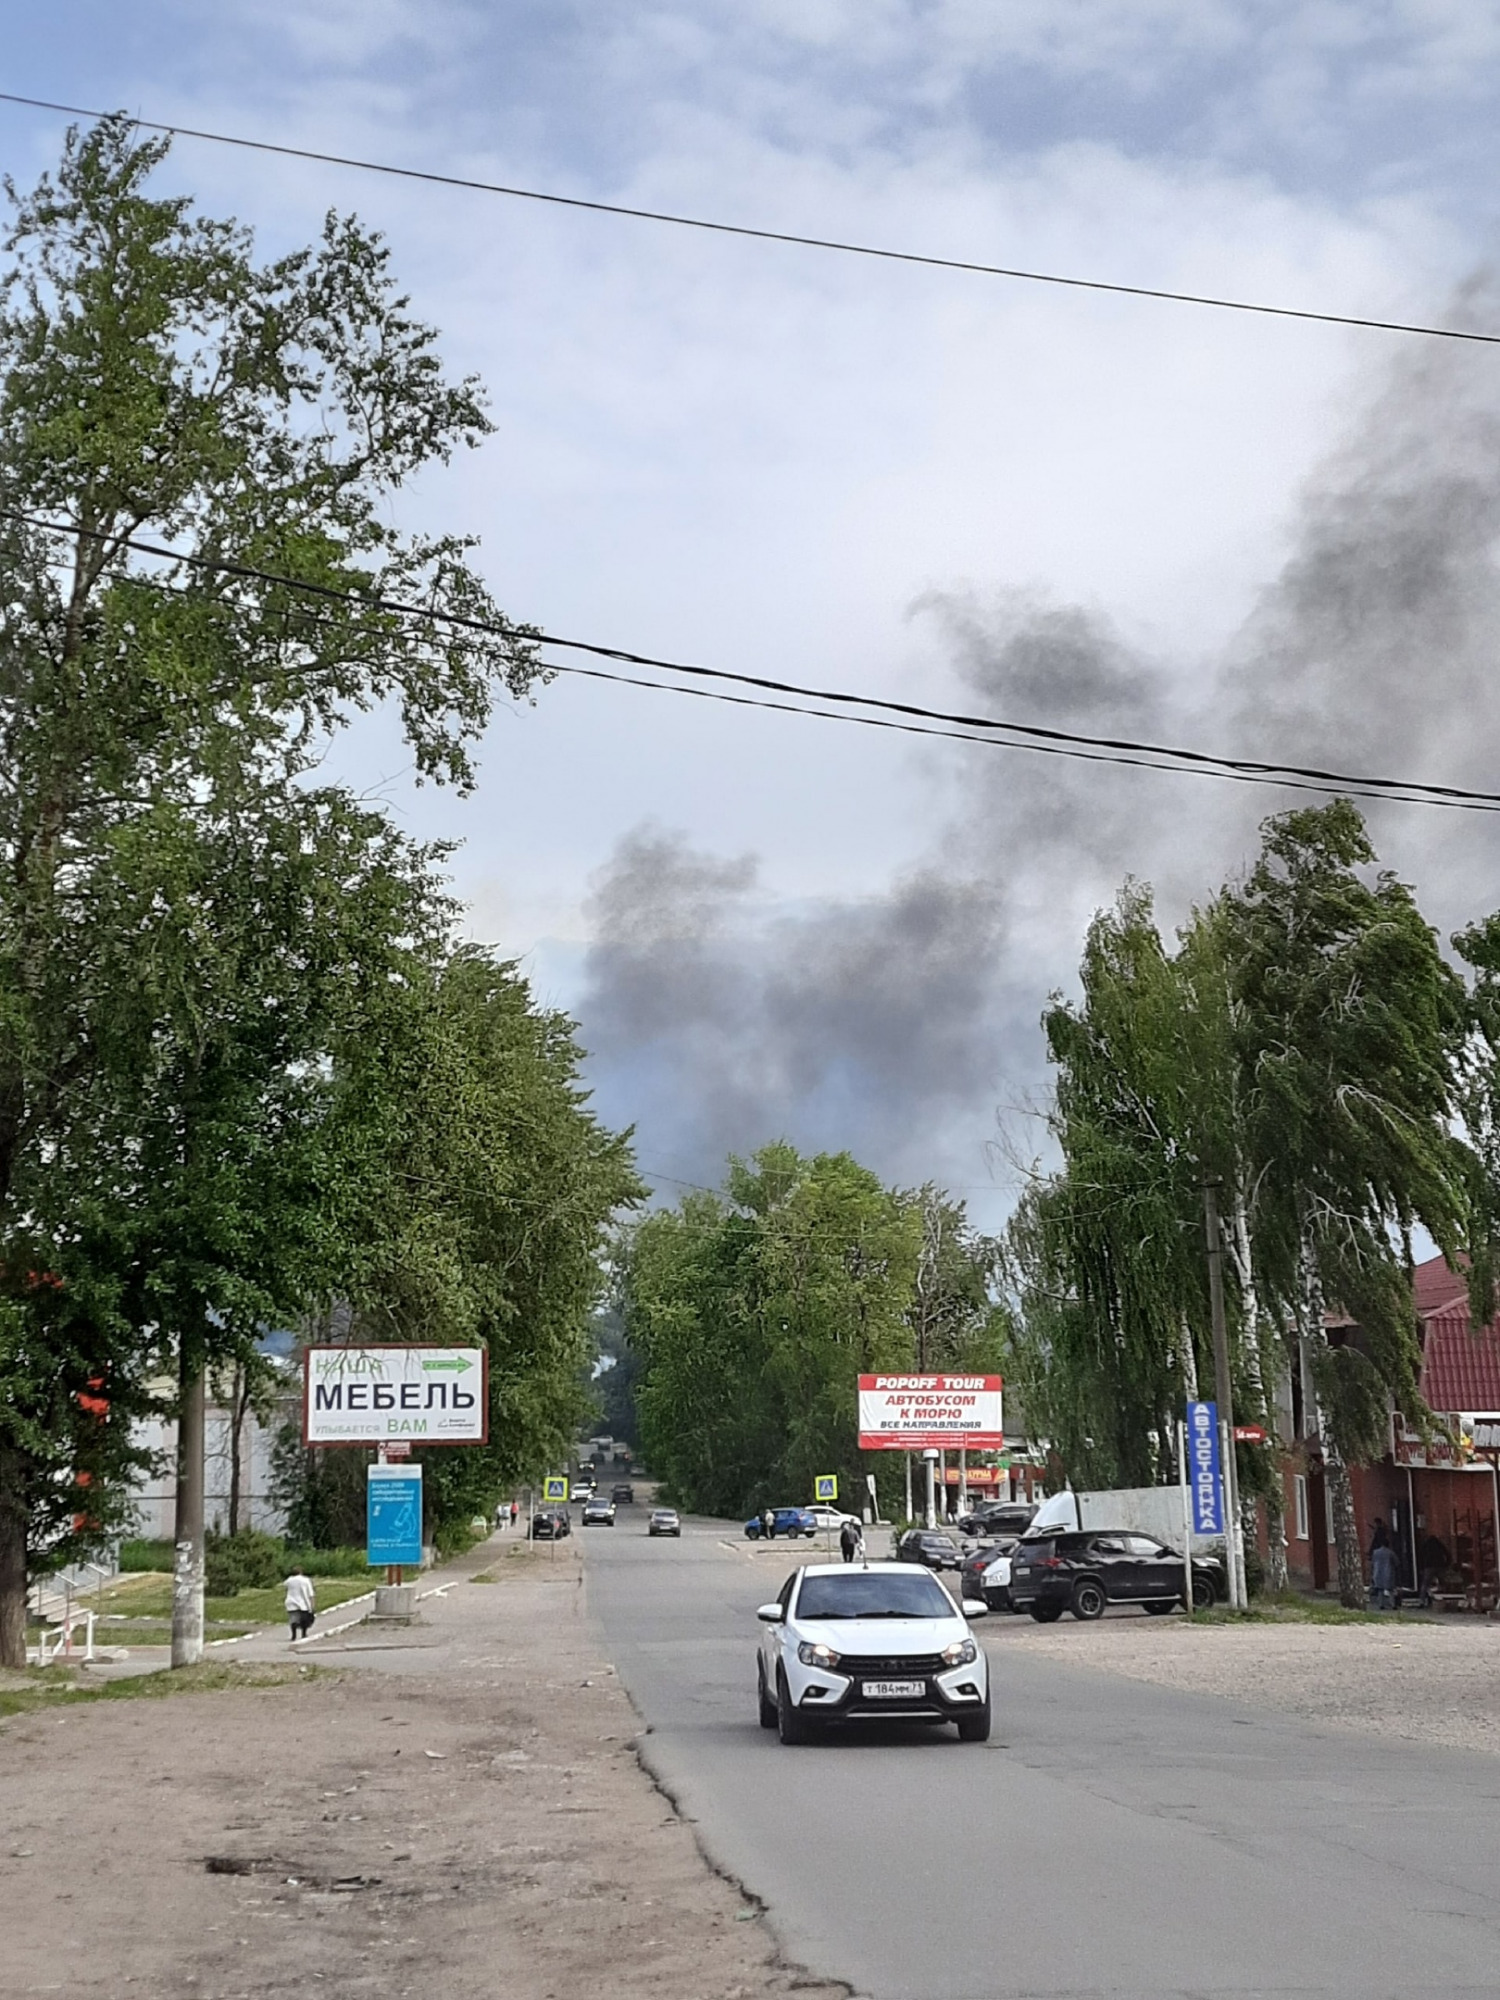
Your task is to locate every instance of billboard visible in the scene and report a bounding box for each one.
[303,1346,488,1445]
[366,1461,423,1566]
[857,1374,1003,1451]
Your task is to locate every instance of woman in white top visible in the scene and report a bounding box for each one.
[284,1566,316,1641]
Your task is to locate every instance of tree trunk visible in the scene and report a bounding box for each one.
[0,1441,28,1670]
[1178,1316,1199,1400]
[171,1349,206,1667]
[1298,1205,1365,1609]
[1227,1189,1285,1592]
[226,1364,247,1537]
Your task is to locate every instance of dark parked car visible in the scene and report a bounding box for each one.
[960,1536,1020,1610]
[744,1507,818,1541]
[648,1507,681,1537]
[1009,1530,1223,1620]
[530,1508,572,1540]
[611,1483,635,1504]
[956,1502,1037,1539]
[895,1528,965,1571]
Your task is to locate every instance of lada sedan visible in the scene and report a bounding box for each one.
[756,1561,990,1744]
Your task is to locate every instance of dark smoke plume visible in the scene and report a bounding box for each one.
[575,281,1500,1207]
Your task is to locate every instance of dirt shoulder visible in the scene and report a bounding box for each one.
[0,1535,844,2000]
[994,1609,1500,1754]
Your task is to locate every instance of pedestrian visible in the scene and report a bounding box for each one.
[1370,1516,1391,1555]
[1420,1531,1450,1608]
[510,1498,519,1528]
[761,1507,775,1541]
[284,1563,316,1643]
[1370,1540,1398,1611]
[839,1518,862,1564]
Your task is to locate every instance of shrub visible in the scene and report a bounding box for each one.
[119,1539,175,1573]
[204,1529,287,1596]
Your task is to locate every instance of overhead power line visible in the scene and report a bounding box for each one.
[1,90,1496,349]
[5,504,1499,813]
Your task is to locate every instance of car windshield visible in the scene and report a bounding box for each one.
[797,1572,954,1620]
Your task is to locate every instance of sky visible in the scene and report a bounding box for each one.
[8,2,1500,1226]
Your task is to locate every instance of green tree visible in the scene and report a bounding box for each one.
[625,1145,1002,1519]
[272,952,641,1549]
[1220,802,1468,1606]
[0,116,538,1665]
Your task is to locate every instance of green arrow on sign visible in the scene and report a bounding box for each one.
[421,1355,474,1373]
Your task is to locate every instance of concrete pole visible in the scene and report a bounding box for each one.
[923,1451,937,1529]
[171,1350,206,1668]
[1203,1179,1245,1608]
[904,1452,913,1525]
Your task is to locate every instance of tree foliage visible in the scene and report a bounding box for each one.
[1006,801,1476,1606]
[0,116,575,1661]
[623,1145,1005,1518]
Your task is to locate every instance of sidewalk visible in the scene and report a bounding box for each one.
[0,1531,842,2000]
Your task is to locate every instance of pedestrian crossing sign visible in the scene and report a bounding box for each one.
[543,1476,568,1502]
[815,1475,838,1501]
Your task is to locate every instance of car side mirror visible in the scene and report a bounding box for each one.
[756,1603,784,1623]
[961,1598,989,1619]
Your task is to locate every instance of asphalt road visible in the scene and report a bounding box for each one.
[582,1513,1500,2000]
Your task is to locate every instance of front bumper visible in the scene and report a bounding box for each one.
[789,1655,987,1721]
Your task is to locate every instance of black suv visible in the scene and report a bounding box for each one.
[895,1528,965,1571]
[1009,1530,1223,1620]
[957,1502,1037,1539]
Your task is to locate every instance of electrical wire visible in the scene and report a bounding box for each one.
[1,90,1496,349]
[7,505,1500,812]
[8,512,1500,816]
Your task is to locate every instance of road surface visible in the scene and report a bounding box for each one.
[583,1513,1500,2000]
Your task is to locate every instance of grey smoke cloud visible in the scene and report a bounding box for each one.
[576,281,1500,1210]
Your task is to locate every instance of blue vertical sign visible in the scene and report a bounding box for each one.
[367,1462,423,1567]
[1186,1401,1223,1535]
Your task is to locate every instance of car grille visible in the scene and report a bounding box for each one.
[836,1653,947,1679]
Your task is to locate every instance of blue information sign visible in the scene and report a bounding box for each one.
[1186,1401,1223,1535]
[367,1463,423,1567]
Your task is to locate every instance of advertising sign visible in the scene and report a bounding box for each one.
[1186,1401,1223,1535]
[857,1375,1003,1451]
[304,1346,488,1445]
[366,1462,423,1567]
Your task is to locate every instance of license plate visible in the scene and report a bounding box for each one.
[861,1678,924,1699]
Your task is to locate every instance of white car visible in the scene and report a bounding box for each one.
[805,1504,861,1535]
[756,1561,990,1744]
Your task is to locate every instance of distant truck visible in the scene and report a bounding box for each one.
[1027,1486,1223,1553]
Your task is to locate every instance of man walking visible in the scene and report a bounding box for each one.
[284,1563,316,1643]
[839,1518,862,1564]
[1370,1539,1398,1611]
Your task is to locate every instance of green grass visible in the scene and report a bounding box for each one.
[1186,1593,1418,1627]
[0,1659,329,1721]
[96,1573,372,1625]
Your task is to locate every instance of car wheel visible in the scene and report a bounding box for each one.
[745,1525,759,1540]
[776,1668,813,1745]
[757,1660,778,1730]
[957,1694,992,1744]
[1029,1601,1064,1623]
[1191,1572,1217,1611]
[1070,1579,1107,1621]
[1144,1599,1176,1615]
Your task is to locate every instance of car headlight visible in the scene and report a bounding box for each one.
[797,1641,842,1669]
[941,1638,978,1667]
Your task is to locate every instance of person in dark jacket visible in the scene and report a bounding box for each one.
[1370,1541,1398,1610]
[839,1519,862,1564]
[1419,1532,1450,1607]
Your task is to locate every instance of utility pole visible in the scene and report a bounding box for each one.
[171,1344,206,1667]
[1202,1179,1245,1608]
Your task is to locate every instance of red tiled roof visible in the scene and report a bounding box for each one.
[1413,1252,1469,1320]
[1419,1310,1500,1417]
